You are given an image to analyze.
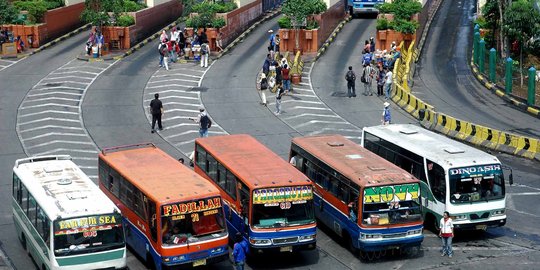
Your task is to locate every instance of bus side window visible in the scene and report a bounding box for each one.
[28,194,37,226]
[110,170,121,197]
[37,207,49,244]
[217,164,227,187]
[207,155,218,181]
[225,171,237,200]
[98,159,110,187]
[239,183,250,225]
[13,174,21,204]
[148,200,157,242]
[195,145,207,171]
[427,160,446,202]
[21,184,28,213]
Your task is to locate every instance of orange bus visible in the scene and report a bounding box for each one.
[98,143,228,269]
[193,135,316,254]
[290,135,423,256]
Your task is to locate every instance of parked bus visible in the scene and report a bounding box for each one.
[290,135,423,256]
[346,0,386,15]
[98,143,228,269]
[12,155,127,270]
[193,134,316,254]
[362,124,509,231]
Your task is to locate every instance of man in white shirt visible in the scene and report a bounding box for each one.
[384,66,393,100]
[439,211,454,258]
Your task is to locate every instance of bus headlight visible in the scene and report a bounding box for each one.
[407,229,422,236]
[163,255,186,263]
[210,246,226,254]
[360,233,382,240]
[299,234,316,242]
[452,214,468,221]
[492,209,505,216]
[249,238,272,246]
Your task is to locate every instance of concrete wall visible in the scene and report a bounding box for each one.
[65,0,85,6]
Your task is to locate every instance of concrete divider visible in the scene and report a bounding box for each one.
[390,37,540,161]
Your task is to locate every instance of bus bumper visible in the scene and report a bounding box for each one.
[161,247,229,269]
[251,240,317,254]
[358,235,423,252]
[351,7,378,14]
[454,218,506,230]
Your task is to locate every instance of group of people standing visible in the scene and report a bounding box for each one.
[157,27,224,70]
[86,28,104,57]
[258,30,291,115]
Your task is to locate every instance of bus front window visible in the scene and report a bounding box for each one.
[253,201,314,228]
[161,199,226,246]
[53,214,124,257]
[449,165,505,204]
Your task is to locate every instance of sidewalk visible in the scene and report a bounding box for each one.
[0,244,14,270]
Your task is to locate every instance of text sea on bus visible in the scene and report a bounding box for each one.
[193,134,316,254]
[13,155,127,270]
[98,143,228,269]
[290,135,424,256]
[362,124,509,231]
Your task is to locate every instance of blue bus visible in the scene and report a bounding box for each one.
[347,0,385,15]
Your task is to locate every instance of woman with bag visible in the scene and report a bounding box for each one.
[258,73,269,106]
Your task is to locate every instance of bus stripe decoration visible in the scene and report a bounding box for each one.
[390,39,540,161]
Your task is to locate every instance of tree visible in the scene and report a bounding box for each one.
[282,0,326,51]
[503,0,540,86]
[0,0,19,25]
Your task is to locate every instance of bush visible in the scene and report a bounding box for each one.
[308,0,326,14]
[123,0,145,12]
[306,19,319,30]
[28,1,47,23]
[474,17,489,29]
[211,17,226,28]
[43,0,64,10]
[376,18,390,30]
[390,19,419,34]
[116,14,134,26]
[278,16,292,29]
[375,2,394,14]
[0,0,19,24]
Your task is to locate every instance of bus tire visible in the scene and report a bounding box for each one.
[41,263,46,270]
[426,213,440,233]
[344,232,359,256]
[146,253,156,270]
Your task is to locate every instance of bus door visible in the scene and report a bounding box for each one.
[425,160,446,221]
[238,183,250,234]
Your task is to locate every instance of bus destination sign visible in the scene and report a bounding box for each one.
[162,197,222,217]
[56,215,119,230]
[253,186,313,204]
[363,183,419,204]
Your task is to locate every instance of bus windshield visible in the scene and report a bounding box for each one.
[361,183,422,226]
[54,214,124,257]
[252,186,315,228]
[449,164,505,204]
[161,197,226,246]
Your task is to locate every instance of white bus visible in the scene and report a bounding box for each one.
[361,124,511,231]
[12,155,127,270]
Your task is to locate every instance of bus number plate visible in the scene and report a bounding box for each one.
[280,246,293,252]
[193,259,206,267]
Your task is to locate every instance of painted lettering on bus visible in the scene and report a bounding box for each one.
[363,183,419,204]
[449,165,501,176]
[58,215,118,230]
[162,198,222,217]
[253,186,313,204]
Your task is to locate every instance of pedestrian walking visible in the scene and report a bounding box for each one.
[363,40,370,53]
[160,30,168,43]
[362,50,372,66]
[262,54,271,76]
[216,32,223,52]
[190,106,212,137]
[345,66,356,98]
[200,42,210,68]
[160,40,169,70]
[200,28,208,45]
[149,93,164,133]
[275,82,285,115]
[381,102,391,125]
[232,232,249,270]
[376,65,385,96]
[268,29,275,52]
[274,34,281,53]
[95,31,104,56]
[275,62,283,87]
[369,37,375,54]
[439,211,454,258]
[384,66,393,99]
[282,64,291,93]
[259,73,268,106]
[361,63,375,96]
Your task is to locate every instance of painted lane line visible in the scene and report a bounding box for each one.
[19,110,79,118]
[284,113,340,120]
[58,65,106,71]
[37,81,90,86]
[287,106,331,111]
[164,130,202,139]
[41,75,94,81]
[174,139,196,146]
[148,78,200,84]
[146,84,195,89]
[144,89,198,95]
[33,148,98,156]
[27,92,83,97]
[20,103,79,109]
[22,132,88,141]
[281,100,324,105]
[18,125,84,133]
[51,70,99,76]
[18,118,81,126]
[143,96,199,103]
[161,122,199,129]
[26,140,95,150]
[153,68,206,74]
[293,120,352,129]
[23,96,81,103]
[33,86,85,91]
[307,128,364,136]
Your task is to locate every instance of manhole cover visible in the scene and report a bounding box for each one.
[189,87,208,92]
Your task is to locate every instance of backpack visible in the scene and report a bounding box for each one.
[360,69,367,83]
[346,70,356,82]
[200,114,212,129]
[260,77,268,90]
[201,44,208,55]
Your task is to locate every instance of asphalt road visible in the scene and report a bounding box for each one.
[1,3,539,270]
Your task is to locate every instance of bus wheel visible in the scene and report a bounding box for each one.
[426,214,439,233]
[346,234,359,256]
[405,246,420,257]
[146,253,156,270]
[19,233,27,251]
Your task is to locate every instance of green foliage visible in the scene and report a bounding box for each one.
[43,0,64,10]
[80,8,110,26]
[375,2,393,14]
[481,0,499,30]
[392,0,422,21]
[14,0,64,12]
[390,19,418,34]
[123,0,146,12]
[0,0,19,24]
[192,1,237,14]
[306,18,319,30]
[474,17,489,29]
[376,18,390,30]
[503,0,540,42]
[26,1,47,23]
[278,16,292,29]
[282,0,312,28]
[309,0,327,14]
[211,17,226,28]
[116,14,134,26]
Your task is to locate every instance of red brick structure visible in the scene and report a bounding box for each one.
[215,0,263,48]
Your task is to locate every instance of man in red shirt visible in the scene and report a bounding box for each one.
[282,64,291,93]
[439,211,454,257]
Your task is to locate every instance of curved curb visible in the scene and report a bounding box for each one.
[314,15,352,61]
[216,8,282,59]
[413,0,444,62]
[469,60,540,119]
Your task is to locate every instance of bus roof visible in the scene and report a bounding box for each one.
[362,124,500,169]
[291,135,419,188]
[195,134,312,189]
[99,144,220,203]
[13,155,119,220]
